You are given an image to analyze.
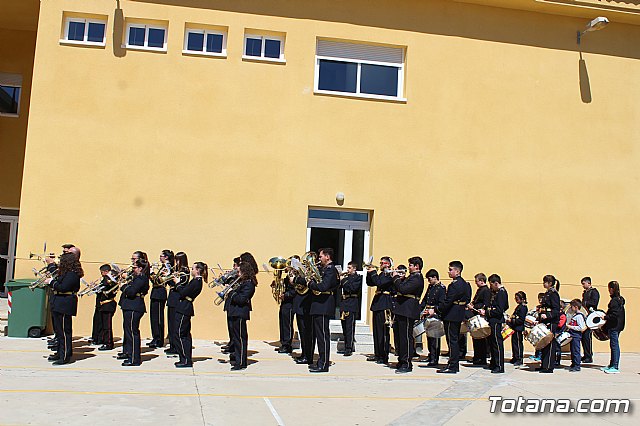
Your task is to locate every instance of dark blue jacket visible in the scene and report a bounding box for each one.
[292,275,312,316]
[510,303,528,332]
[119,275,149,313]
[150,263,172,301]
[51,271,81,316]
[486,287,509,325]
[98,276,118,313]
[392,272,424,320]
[228,279,256,320]
[419,281,446,311]
[582,287,600,311]
[436,276,472,322]
[539,288,561,332]
[605,296,625,332]
[176,277,203,316]
[340,273,362,313]
[309,262,339,316]
[167,268,189,308]
[366,270,394,311]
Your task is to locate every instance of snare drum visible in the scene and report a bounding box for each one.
[501,324,515,341]
[425,317,445,338]
[586,310,607,330]
[525,323,553,350]
[468,315,491,339]
[412,318,427,338]
[556,331,572,347]
[525,315,537,328]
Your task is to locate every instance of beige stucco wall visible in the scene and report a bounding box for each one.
[13,0,640,351]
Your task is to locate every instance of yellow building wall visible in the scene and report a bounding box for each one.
[0,27,36,208]
[14,0,640,351]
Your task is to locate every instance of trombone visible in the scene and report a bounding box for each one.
[213,276,241,306]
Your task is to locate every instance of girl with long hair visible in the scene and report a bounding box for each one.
[149,249,174,348]
[227,261,257,370]
[602,281,625,374]
[165,251,189,356]
[118,258,150,366]
[174,262,207,368]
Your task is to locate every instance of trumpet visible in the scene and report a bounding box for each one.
[29,270,56,290]
[159,271,189,286]
[214,276,241,306]
[78,278,101,297]
[29,251,56,262]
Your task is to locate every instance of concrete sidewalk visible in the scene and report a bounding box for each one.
[0,334,638,425]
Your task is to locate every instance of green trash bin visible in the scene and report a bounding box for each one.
[6,279,49,338]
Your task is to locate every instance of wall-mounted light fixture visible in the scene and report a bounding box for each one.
[336,192,345,206]
[577,17,609,45]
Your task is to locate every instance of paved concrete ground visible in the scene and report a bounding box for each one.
[0,332,638,426]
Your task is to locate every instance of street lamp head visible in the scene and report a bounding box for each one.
[577,17,609,45]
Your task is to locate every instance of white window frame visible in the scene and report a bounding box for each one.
[60,17,107,47]
[0,214,19,291]
[242,34,285,63]
[125,23,168,52]
[182,28,227,58]
[314,55,406,102]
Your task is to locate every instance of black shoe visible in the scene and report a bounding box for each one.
[277,347,292,354]
[343,351,353,357]
[309,365,329,373]
[230,365,246,371]
[376,359,388,365]
[437,368,457,374]
[147,342,158,348]
[582,358,593,364]
[472,360,488,366]
[98,345,114,351]
[396,366,412,374]
[47,354,59,362]
[164,348,176,354]
[426,362,439,367]
[491,368,505,374]
[52,359,69,365]
[122,360,141,366]
[175,362,193,368]
[538,369,553,373]
[165,350,178,355]
[366,355,379,362]
[116,353,129,360]
[221,345,230,350]
[294,357,310,364]
[513,361,523,366]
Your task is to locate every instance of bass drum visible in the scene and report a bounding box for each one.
[425,317,445,338]
[556,331,572,347]
[468,315,491,339]
[525,323,553,350]
[593,327,610,341]
[586,310,607,330]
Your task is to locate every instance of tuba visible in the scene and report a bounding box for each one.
[268,256,287,304]
[301,252,323,296]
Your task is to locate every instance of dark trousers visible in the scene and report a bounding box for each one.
[541,325,558,372]
[312,314,331,370]
[372,310,390,362]
[570,336,582,367]
[123,310,143,364]
[341,311,356,353]
[50,312,60,351]
[427,336,441,363]
[91,305,102,343]
[395,315,413,369]
[52,311,73,361]
[229,316,248,367]
[472,337,488,363]
[100,311,114,348]
[296,313,314,361]
[150,299,166,346]
[581,328,593,360]
[511,331,524,362]
[444,320,461,371]
[488,323,504,371]
[459,333,467,357]
[176,312,193,365]
[226,316,236,353]
[167,306,177,351]
[279,303,294,349]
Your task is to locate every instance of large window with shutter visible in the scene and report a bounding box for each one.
[314,39,405,101]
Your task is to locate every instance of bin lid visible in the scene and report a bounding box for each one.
[5,279,37,289]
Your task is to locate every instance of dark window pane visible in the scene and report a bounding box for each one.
[68,21,85,41]
[128,27,145,46]
[187,32,204,51]
[87,22,105,43]
[264,39,281,58]
[318,60,357,93]
[206,33,223,53]
[360,64,399,97]
[147,28,165,48]
[245,37,262,56]
[308,209,368,222]
[0,85,20,114]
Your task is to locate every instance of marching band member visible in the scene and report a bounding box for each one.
[228,261,257,370]
[580,276,599,364]
[222,257,241,356]
[537,275,561,373]
[149,250,174,348]
[566,299,587,372]
[419,269,446,367]
[97,264,118,351]
[468,273,491,366]
[45,244,78,352]
[89,278,103,346]
[291,259,315,365]
[46,252,82,365]
[174,262,206,368]
[482,274,508,374]
[118,258,149,366]
[430,260,472,374]
[602,281,625,374]
[339,261,362,357]
[507,291,527,366]
[308,248,339,373]
[275,267,297,354]
[391,257,424,373]
[165,252,189,357]
[366,256,394,365]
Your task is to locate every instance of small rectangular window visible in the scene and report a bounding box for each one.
[315,39,405,101]
[62,17,107,46]
[243,33,285,63]
[125,23,167,51]
[0,74,22,117]
[183,27,227,57]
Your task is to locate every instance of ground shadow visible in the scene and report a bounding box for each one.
[141,354,159,362]
[192,356,212,363]
[70,352,97,362]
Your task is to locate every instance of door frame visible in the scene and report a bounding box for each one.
[0,214,19,291]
